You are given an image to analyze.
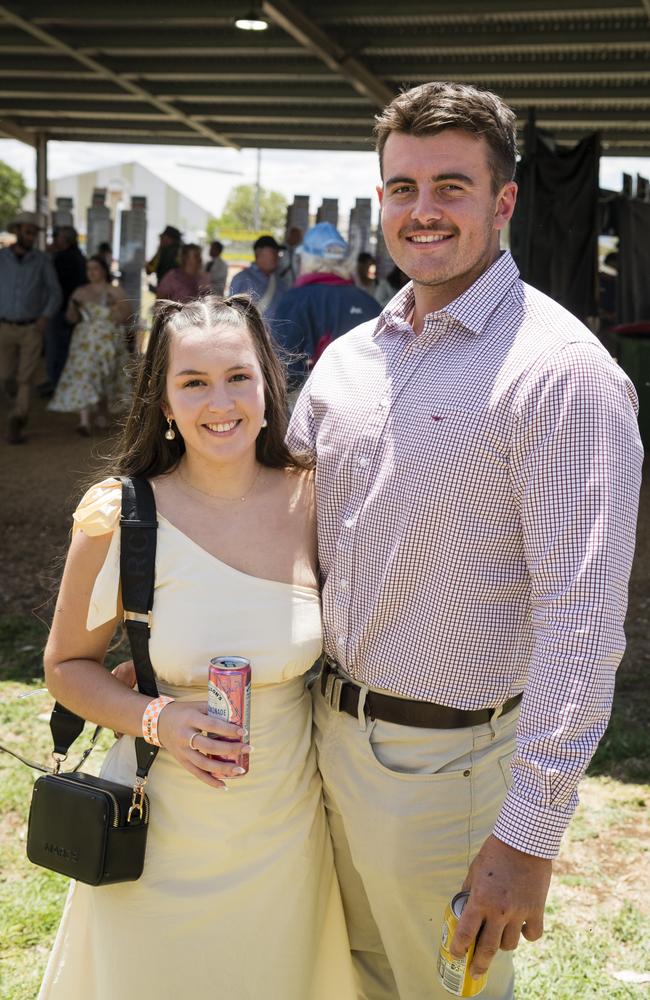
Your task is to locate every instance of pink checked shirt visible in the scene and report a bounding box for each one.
[288,251,643,858]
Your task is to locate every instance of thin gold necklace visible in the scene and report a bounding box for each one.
[177,464,262,503]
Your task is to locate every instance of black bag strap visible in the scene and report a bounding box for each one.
[46,477,159,783]
[119,476,160,781]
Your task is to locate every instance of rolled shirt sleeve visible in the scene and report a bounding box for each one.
[493,342,643,857]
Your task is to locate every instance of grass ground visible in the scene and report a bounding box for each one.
[1,615,649,999]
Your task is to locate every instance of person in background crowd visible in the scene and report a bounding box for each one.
[354,251,377,295]
[229,235,285,331]
[49,254,131,436]
[0,211,62,444]
[278,226,303,287]
[42,226,87,395]
[374,263,409,308]
[287,80,643,999]
[156,244,209,304]
[146,225,182,285]
[273,222,380,390]
[206,240,228,297]
[96,241,115,276]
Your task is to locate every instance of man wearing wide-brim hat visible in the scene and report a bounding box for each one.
[0,211,62,443]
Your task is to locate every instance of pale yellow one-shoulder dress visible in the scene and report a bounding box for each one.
[39,479,356,1000]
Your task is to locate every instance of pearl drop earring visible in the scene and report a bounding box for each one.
[164,416,176,440]
[261,417,268,428]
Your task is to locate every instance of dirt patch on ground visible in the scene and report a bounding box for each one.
[1,392,118,621]
[553,778,650,917]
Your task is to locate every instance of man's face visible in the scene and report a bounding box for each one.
[183,249,202,276]
[255,247,278,275]
[378,130,517,304]
[15,224,39,251]
[52,228,72,251]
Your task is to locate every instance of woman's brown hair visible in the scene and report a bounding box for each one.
[108,294,308,479]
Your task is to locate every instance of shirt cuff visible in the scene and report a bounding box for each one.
[492,787,577,859]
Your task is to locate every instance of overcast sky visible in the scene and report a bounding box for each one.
[1,137,648,229]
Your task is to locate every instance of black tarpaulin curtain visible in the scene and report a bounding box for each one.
[612,197,650,324]
[510,131,600,320]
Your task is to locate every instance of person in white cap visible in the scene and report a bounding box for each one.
[0,211,61,443]
[273,222,380,391]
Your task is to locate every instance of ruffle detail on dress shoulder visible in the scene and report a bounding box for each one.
[72,478,122,630]
[72,477,122,537]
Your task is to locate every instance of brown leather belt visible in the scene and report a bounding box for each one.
[320,659,522,730]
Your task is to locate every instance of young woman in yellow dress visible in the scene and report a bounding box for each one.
[39,295,355,999]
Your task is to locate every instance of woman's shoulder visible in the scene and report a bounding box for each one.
[270,465,313,497]
[72,477,122,537]
[277,467,315,526]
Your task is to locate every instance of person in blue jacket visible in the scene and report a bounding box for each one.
[273,223,381,390]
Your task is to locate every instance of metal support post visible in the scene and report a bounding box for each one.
[35,132,48,249]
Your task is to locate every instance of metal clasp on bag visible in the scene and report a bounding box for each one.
[51,752,67,775]
[127,777,147,823]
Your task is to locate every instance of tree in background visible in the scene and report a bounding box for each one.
[0,161,28,232]
[208,184,287,237]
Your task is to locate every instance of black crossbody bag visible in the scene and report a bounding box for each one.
[4,477,160,886]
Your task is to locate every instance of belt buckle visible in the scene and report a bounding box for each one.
[323,671,345,711]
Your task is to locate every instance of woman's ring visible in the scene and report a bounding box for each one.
[189,731,202,752]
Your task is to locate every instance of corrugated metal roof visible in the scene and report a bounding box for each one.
[1,0,648,155]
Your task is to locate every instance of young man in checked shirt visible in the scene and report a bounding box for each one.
[287,82,643,999]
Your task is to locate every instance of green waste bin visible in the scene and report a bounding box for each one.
[614,326,650,450]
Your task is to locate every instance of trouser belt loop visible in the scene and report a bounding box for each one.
[489,702,504,739]
[356,684,369,732]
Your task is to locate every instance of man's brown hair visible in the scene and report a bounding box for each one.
[374,81,517,193]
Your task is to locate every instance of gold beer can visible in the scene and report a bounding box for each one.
[437,891,487,997]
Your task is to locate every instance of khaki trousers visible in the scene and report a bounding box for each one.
[0,320,42,419]
[313,681,517,1000]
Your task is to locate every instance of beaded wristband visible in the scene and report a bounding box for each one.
[142,695,174,747]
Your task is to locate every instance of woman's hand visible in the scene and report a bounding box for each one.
[111,660,137,688]
[157,700,252,790]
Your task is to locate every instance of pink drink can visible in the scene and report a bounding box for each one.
[208,656,251,773]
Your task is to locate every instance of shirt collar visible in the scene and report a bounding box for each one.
[374,251,520,339]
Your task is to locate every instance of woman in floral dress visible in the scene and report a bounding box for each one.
[49,255,132,435]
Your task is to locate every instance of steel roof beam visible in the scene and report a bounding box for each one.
[0,4,238,149]
[0,114,35,145]
[22,0,628,18]
[4,20,647,51]
[261,0,393,107]
[316,0,636,16]
[384,57,650,78]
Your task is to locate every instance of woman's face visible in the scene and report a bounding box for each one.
[86,260,105,283]
[164,322,266,469]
